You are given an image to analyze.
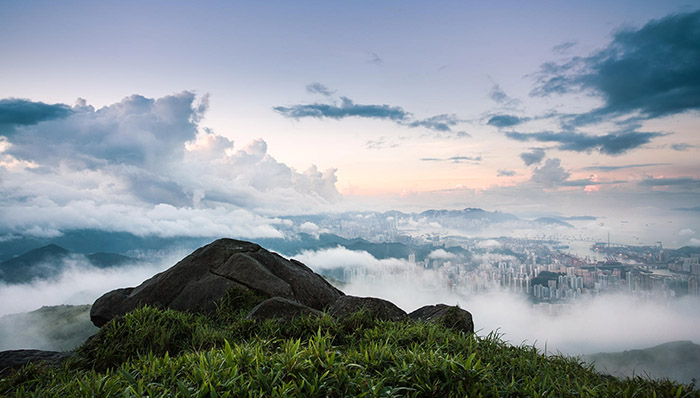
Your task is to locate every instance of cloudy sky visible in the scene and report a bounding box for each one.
[1,1,699,244]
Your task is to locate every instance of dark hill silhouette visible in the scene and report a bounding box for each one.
[530,271,565,287]
[86,252,136,268]
[0,245,71,283]
[0,245,137,284]
[584,340,700,385]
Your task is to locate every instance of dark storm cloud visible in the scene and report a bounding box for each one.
[520,148,546,166]
[497,169,516,177]
[275,86,467,135]
[274,96,408,121]
[420,155,481,164]
[0,99,73,131]
[532,10,700,122]
[505,130,663,155]
[582,163,671,172]
[639,177,700,187]
[487,114,529,128]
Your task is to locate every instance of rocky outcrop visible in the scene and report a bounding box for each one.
[409,304,474,333]
[0,350,72,376]
[246,297,321,321]
[91,239,344,327]
[328,295,407,321]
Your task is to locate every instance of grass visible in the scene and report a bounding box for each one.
[1,294,698,397]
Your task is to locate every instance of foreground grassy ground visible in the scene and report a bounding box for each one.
[2,291,698,397]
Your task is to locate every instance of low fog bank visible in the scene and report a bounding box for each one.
[0,250,188,317]
[0,305,97,351]
[298,247,700,358]
[583,341,700,385]
[0,249,192,351]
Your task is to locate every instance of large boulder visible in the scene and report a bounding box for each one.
[328,295,407,321]
[246,297,321,321]
[91,239,343,327]
[409,304,474,334]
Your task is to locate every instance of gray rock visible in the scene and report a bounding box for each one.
[408,304,474,333]
[246,297,321,321]
[91,239,343,327]
[0,349,72,376]
[328,295,407,321]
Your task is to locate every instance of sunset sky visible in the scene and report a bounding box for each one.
[1,1,699,245]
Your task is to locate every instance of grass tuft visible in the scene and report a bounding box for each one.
[2,302,698,397]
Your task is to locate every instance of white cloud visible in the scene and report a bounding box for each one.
[531,158,570,187]
[295,246,411,272]
[0,253,186,317]
[428,249,456,259]
[0,92,341,238]
[299,222,321,236]
[679,228,695,237]
[476,239,501,249]
[297,247,700,356]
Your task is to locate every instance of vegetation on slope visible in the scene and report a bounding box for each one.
[584,341,700,385]
[1,292,698,397]
[0,305,98,351]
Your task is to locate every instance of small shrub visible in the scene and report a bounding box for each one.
[210,285,267,323]
[74,305,222,371]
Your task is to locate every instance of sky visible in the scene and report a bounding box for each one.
[1,1,699,246]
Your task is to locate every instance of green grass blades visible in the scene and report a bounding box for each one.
[2,305,698,397]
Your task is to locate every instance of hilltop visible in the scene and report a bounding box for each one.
[1,239,698,396]
[0,244,137,284]
[585,341,700,385]
[0,305,97,351]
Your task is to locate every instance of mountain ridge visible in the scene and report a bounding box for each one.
[0,245,138,284]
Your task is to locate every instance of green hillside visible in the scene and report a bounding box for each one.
[0,305,98,351]
[584,341,700,385]
[2,293,698,397]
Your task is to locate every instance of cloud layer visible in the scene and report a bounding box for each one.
[492,10,700,159]
[275,85,466,136]
[0,99,73,130]
[0,92,341,239]
[298,246,700,356]
[506,130,663,155]
[0,254,180,317]
[533,10,700,121]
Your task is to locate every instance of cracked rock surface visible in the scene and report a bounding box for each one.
[90,239,343,327]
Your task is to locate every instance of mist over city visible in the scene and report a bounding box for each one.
[1,0,699,390]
